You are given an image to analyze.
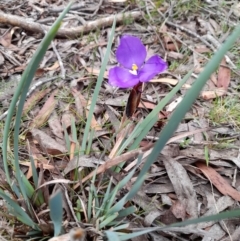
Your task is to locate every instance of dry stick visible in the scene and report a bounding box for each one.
[90,0,104,17]
[0,11,142,38]
[48,2,86,13]
[51,40,65,79]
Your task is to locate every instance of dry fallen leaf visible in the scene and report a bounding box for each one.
[31,128,67,156]
[85,66,108,79]
[71,88,87,117]
[150,78,191,89]
[163,157,198,218]
[217,57,231,89]
[48,111,64,140]
[23,88,51,115]
[171,200,186,220]
[30,89,58,128]
[86,99,102,131]
[232,3,240,17]
[0,27,19,47]
[44,61,60,71]
[201,88,226,100]
[196,162,240,202]
[166,97,183,112]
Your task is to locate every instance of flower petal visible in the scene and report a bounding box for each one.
[138,55,168,82]
[108,66,139,88]
[116,35,147,70]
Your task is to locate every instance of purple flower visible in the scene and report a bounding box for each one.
[108,35,167,88]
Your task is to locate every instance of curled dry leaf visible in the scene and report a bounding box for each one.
[196,196,234,229]
[71,88,87,117]
[23,88,51,115]
[217,57,231,89]
[0,52,4,65]
[0,27,19,47]
[63,155,104,175]
[163,157,198,218]
[62,111,74,131]
[232,3,240,17]
[48,111,64,140]
[201,88,226,100]
[196,162,240,202]
[143,210,162,227]
[86,99,102,131]
[150,78,191,89]
[44,61,60,71]
[171,200,186,220]
[30,89,58,128]
[166,96,183,112]
[85,66,108,79]
[31,128,67,156]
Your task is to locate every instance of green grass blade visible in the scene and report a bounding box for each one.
[106,157,141,216]
[110,161,139,195]
[105,183,119,212]
[80,18,116,154]
[117,206,136,218]
[96,177,113,218]
[30,155,38,189]
[2,1,73,188]
[29,155,44,205]
[11,181,21,198]
[99,212,119,229]
[86,129,94,155]
[0,189,38,229]
[127,23,240,201]
[49,190,63,236]
[63,123,71,152]
[118,229,157,240]
[88,172,97,220]
[71,117,77,143]
[12,3,73,204]
[169,209,240,228]
[111,223,129,231]
[105,231,121,241]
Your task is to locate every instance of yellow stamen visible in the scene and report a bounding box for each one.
[132,64,138,71]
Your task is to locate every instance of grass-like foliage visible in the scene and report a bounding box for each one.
[0,1,73,235]
[1,2,240,240]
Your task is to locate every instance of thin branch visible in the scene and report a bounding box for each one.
[73,143,154,189]
[0,11,142,38]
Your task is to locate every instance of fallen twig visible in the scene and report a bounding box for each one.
[0,11,142,38]
[73,142,154,189]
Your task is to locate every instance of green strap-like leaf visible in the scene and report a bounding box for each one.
[80,18,116,154]
[0,189,39,230]
[49,190,63,236]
